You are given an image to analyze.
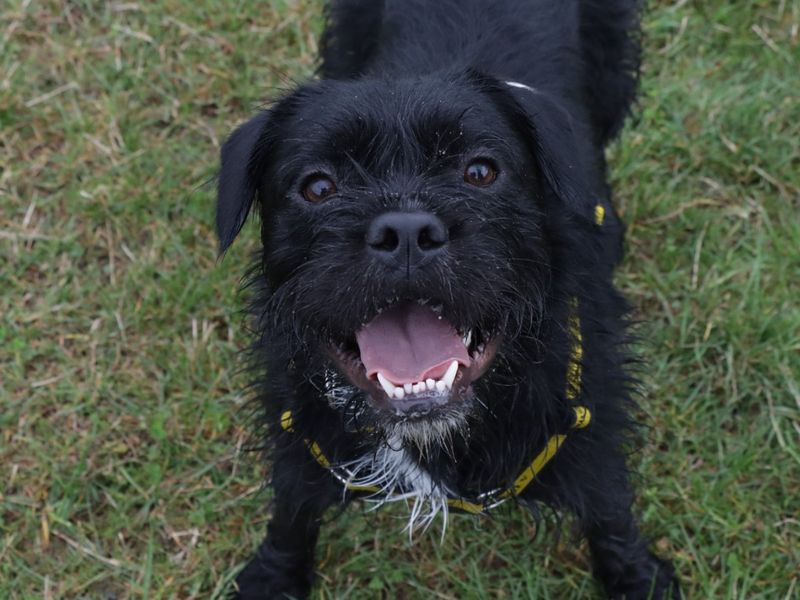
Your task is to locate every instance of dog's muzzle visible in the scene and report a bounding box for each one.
[330,301,499,417]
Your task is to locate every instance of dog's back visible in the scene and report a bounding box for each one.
[321,0,641,145]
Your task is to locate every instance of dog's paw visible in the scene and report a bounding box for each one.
[601,552,681,600]
[229,555,313,600]
[229,578,310,600]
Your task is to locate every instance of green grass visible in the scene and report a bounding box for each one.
[1,0,798,598]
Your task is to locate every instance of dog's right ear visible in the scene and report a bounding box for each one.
[216,110,272,254]
[469,71,598,221]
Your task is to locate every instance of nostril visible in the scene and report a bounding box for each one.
[417,225,445,250]
[370,226,400,252]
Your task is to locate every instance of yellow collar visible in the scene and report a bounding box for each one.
[280,404,590,515]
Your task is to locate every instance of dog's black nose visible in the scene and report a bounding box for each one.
[366,212,448,269]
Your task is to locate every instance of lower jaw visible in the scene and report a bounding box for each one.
[321,365,477,444]
[331,369,475,430]
[358,391,476,451]
[375,386,474,421]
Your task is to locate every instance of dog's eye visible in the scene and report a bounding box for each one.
[301,174,338,203]
[464,159,498,187]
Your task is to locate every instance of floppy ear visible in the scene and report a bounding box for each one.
[485,78,597,219]
[216,110,272,254]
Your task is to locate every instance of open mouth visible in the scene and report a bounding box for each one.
[330,301,498,417]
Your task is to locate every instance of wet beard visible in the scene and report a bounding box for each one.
[323,366,474,456]
[321,369,476,535]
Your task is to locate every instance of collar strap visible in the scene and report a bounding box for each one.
[505,80,539,94]
[281,405,590,514]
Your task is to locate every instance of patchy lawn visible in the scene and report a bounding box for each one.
[1,0,797,598]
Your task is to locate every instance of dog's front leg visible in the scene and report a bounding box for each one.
[233,448,340,600]
[585,509,680,600]
[578,461,681,600]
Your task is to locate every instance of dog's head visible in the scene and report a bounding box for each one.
[217,71,596,445]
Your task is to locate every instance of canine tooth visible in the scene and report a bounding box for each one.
[463,329,472,348]
[404,383,413,394]
[394,387,405,399]
[426,378,435,390]
[443,360,459,389]
[377,372,396,397]
[435,380,446,393]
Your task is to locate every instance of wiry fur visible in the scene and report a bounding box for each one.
[217,1,680,599]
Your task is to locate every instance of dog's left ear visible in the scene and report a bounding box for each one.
[480,76,596,218]
[216,110,272,254]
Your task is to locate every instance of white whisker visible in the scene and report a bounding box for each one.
[337,436,451,537]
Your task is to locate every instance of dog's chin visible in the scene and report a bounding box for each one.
[374,400,475,452]
[325,300,500,445]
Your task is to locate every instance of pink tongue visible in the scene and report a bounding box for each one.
[356,303,470,384]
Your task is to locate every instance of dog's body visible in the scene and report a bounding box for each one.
[216,1,680,598]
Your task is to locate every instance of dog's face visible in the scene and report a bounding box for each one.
[217,71,592,445]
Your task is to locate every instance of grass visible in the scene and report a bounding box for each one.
[1,0,798,598]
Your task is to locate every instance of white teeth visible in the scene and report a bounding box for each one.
[442,360,459,390]
[377,372,396,397]
[376,368,460,399]
[463,329,472,348]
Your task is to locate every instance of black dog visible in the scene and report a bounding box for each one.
[216,1,680,598]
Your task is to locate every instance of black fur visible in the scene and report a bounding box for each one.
[217,1,680,598]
